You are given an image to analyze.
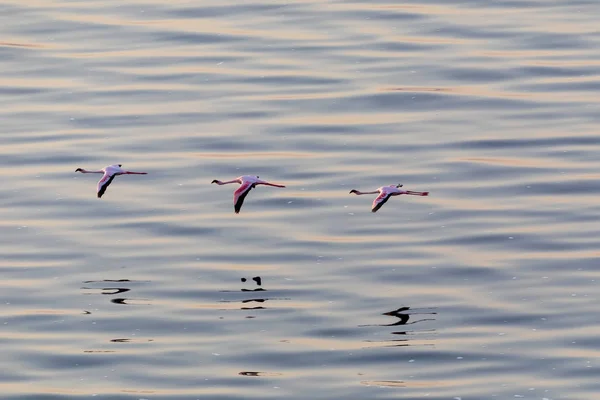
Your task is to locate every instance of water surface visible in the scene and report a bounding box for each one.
[1,1,600,399]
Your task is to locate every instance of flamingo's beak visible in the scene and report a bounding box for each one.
[75,168,82,172]
[211,180,218,184]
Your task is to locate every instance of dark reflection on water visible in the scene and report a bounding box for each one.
[109,297,151,306]
[360,306,437,327]
[240,300,265,311]
[381,306,437,326]
[360,306,437,348]
[81,279,150,305]
[110,338,154,343]
[91,287,130,295]
[241,276,264,292]
[241,276,263,286]
[218,276,291,310]
[239,371,283,377]
[242,298,265,304]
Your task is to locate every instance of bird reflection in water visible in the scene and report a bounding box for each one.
[239,276,266,310]
[360,306,437,348]
[84,338,154,354]
[110,338,154,343]
[81,279,150,305]
[240,276,267,310]
[239,371,283,377]
[219,276,290,312]
[80,281,154,353]
[241,276,265,291]
[381,306,437,327]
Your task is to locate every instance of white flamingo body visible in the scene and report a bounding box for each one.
[75,164,148,198]
[211,175,285,214]
[350,184,429,212]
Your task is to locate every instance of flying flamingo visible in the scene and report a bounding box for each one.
[75,164,147,198]
[349,184,429,212]
[211,175,285,214]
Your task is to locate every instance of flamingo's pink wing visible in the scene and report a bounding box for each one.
[233,181,255,214]
[371,191,391,213]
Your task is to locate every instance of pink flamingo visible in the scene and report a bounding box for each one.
[75,164,147,198]
[211,175,285,214]
[349,184,429,213]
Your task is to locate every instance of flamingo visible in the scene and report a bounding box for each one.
[349,184,428,212]
[211,175,285,214]
[75,164,147,198]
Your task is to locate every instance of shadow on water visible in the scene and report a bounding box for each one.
[360,306,437,348]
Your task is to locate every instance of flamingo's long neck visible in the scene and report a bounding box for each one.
[356,190,379,195]
[78,169,103,174]
[214,179,239,185]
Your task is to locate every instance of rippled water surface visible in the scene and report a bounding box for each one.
[2,1,600,399]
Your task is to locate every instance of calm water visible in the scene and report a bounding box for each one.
[1,1,600,399]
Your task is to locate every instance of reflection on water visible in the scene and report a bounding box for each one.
[239,371,283,377]
[360,306,437,348]
[361,380,405,388]
[240,298,265,311]
[81,279,150,305]
[241,276,262,286]
[241,275,265,291]
[110,338,154,343]
[93,287,130,295]
[218,276,291,311]
[381,306,437,326]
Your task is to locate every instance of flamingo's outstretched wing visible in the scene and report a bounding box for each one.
[97,172,116,198]
[371,191,391,213]
[234,181,255,214]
